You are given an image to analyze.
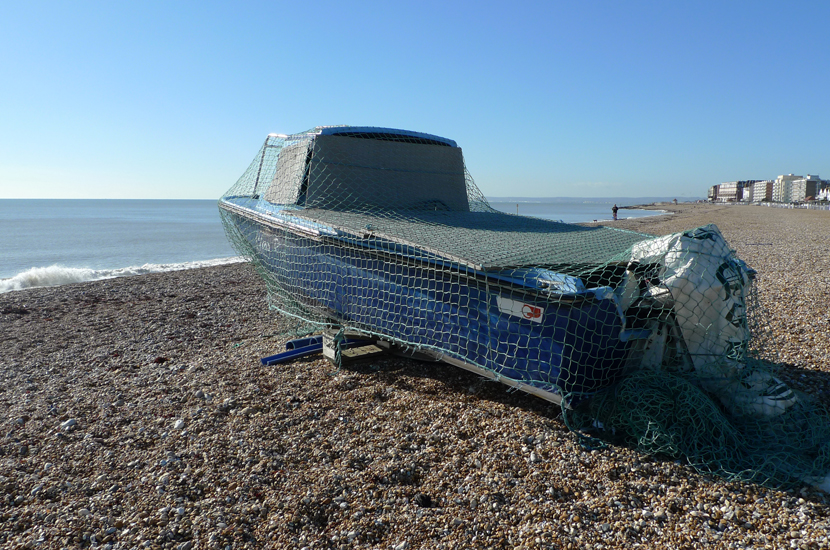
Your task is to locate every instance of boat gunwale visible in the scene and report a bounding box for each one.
[220,197,603,308]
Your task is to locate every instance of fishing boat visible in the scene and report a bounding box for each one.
[218,126,792,412]
[219,126,830,493]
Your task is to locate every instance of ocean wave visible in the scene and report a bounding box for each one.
[0,257,245,293]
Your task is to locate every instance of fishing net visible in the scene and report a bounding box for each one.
[220,126,830,491]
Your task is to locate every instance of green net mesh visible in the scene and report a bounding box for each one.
[220,126,830,492]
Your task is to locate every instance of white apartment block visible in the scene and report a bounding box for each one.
[791,175,822,202]
[712,174,823,203]
[772,174,802,203]
[748,180,773,202]
[718,181,744,202]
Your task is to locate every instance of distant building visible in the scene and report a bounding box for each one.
[741,183,754,203]
[710,174,823,203]
[717,181,744,202]
[716,180,760,202]
[772,174,802,203]
[747,180,773,202]
[791,174,821,202]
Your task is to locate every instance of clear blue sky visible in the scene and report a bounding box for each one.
[2,1,828,199]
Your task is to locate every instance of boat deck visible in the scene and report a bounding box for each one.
[296,208,650,272]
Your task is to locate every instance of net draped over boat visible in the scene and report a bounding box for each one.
[220,126,830,491]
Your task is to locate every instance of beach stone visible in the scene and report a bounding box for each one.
[3,216,830,550]
[60,418,77,431]
[173,419,185,430]
[218,398,238,412]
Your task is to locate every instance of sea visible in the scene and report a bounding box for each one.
[0,197,676,293]
[487,197,674,224]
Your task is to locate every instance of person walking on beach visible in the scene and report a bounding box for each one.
[612,204,619,220]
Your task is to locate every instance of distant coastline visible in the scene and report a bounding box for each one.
[487,196,705,204]
[487,197,677,224]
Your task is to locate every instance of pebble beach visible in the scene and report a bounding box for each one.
[2,203,830,550]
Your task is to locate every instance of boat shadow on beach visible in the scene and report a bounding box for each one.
[321,352,565,419]
[330,350,830,416]
[316,351,830,500]
[775,361,830,406]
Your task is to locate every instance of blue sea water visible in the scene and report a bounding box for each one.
[488,197,673,224]
[0,199,239,292]
[0,197,672,292]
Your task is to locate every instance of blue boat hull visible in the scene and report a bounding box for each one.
[224,207,633,399]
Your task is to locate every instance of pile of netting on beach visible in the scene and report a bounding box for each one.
[219,126,830,491]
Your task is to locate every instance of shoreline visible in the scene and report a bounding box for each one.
[2,203,830,548]
[0,257,244,294]
[583,208,671,224]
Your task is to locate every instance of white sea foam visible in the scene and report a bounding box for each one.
[0,257,245,293]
